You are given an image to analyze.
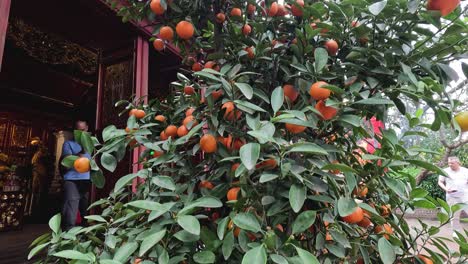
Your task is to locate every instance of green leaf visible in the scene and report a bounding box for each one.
[49,213,61,234]
[100,260,122,264]
[80,132,95,154]
[410,188,429,199]
[194,71,220,82]
[271,86,284,114]
[233,213,261,233]
[127,200,165,210]
[407,160,446,176]
[314,48,328,73]
[91,170,105,189]
[148,202,175,221]
[235,83,254,100]
[217,217,230,240]
[139,229,166,256]
[114,173,139,193]
[52,250,94,261]
[413,199,437,209]
[288,143,328,155]
[113,242,138,263]
[194,251,216,263]
[242,245,267,264]
[289,184,306,213]
[28,242,50,260]
[240,143,260,170]
[270,254,288,264]
[152,176,176,191]
[174,230,200,242]
[85,215,107,223]
[101,153,117,172]
[61,155,78,168]
[222,231,235,260]
[179,196,223,215]
[338,115,361,127]
[102,125,117,142]
[292,210,317,234]
[178,215,201,235]
[295,246,320,264]
[337,197,357,217]
[378,237,395,264]
[159,248,169,264]
[369,0,387,15]
[259,173,279,183]
[234,100,267,113]
[354,98,394,105]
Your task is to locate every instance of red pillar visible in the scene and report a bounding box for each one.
[0,0,11,72]
[132,36,149,192]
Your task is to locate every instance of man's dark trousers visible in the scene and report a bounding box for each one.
[62,180,90,230]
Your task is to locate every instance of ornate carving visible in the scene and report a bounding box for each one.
[6,18,97,75]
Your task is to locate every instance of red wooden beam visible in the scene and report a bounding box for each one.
[0,0,11,72]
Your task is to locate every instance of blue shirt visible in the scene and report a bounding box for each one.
[62,140,91,180]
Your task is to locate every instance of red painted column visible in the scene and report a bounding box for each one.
[0,0,11,72]
[132,36,149,192]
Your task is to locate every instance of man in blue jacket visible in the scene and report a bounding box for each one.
[61,120,92,230]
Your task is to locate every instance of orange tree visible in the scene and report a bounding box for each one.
[29,0,468,263]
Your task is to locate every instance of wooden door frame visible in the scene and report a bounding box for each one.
[0,0,11,72]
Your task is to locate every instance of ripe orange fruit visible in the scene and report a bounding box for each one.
[227,187,240,201]
[204,61,217,69]
[291,0,304,17]
[159,26,174,41]
[230,8,242,17]
[245,46,255,59]
[242,24,252,36]
[380,204,391,217]
[283,84,299,102]
[211,90,223,100]
[231,163,240,172]
[183,115,198,129]
[177,125,189,137]
[247,4,256,15]
[285,123,306,134]
[150,0,165,15]
[215,12,226,23]
[200,134,217,153]
[455,111,468,132]
[184,85,195,95]
[192,62,203,72]
[234,227,241,237]
[427,0,460,16]
[153,38,165,51]
[160,131,168,140]
[232,139,245,150]
[222,102,242,121]
[275,224,284,232]
[268,2,279,16]
[374,223,393,240]
[199,180,214,190]
[356,258,364,264]
[357,213,372,228]
[353,185,369,198]
[341,207,364,224]
[176,21,194,40]
[125,127,137,133]
[153,151,163,158]
[133,258,142,264]
[325,39,339,56]
[256,158,277,170]
[155,115,166,122]
[351,21,360,27]
[309,81,330,100]
[315,100,338,120]
[129,109,146,119]
[416,255,434,264]
[74,157,90,173]
[325,232,333,241]
[277,4,288,16]
[185,107,195,117]
[165,125,178,138]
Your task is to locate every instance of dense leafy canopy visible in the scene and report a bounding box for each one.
[30,0,468,263]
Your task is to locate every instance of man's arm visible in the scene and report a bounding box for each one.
[438,176,448,192]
